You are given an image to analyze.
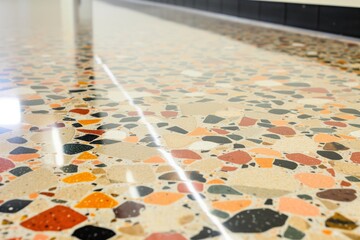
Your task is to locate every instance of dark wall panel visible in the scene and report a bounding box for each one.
[259,1,285,24]
[222,0,238,16]
[286,4,318,30]
[208,0,222,13]
[194,0,208,10]
[183,0,194,7]
[143,0,360,37]
[239,0,260,20]
[175,0,185,6]
[319,6,360,37]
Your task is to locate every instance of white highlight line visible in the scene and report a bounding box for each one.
[96,55,233,240]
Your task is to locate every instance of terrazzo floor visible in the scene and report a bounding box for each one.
[0,0,360,239]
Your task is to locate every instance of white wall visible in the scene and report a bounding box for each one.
[258,0,360,8]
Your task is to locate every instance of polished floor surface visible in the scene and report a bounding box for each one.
[0,0,360,239]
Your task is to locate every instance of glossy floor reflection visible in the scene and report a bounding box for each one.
[0,0,360,239]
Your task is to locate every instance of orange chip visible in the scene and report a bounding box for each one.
[78,119,101,125]
[77,152,97,160]
[212,200,251,213]
[62,172,96,183]
[75,192,118,208]
[144,192,184,205]
[144,156,165,163]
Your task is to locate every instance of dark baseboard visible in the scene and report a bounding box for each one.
[259,1,285,24]
[175,0,184,6]
[194,0,208,10]
[319,6,360,37]
[141,0,360,38]
[183,0,194,8]
[286,4,318,30]
[239,0,260,20]
[208,0,222,13]
[222,0,238,16]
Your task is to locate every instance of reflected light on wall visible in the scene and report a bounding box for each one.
[0,98,21,125]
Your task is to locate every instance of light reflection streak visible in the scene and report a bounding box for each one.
[95,55,233,240]
[126,170,135,183]
[51,127,64,166]
[129,186,140,198]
